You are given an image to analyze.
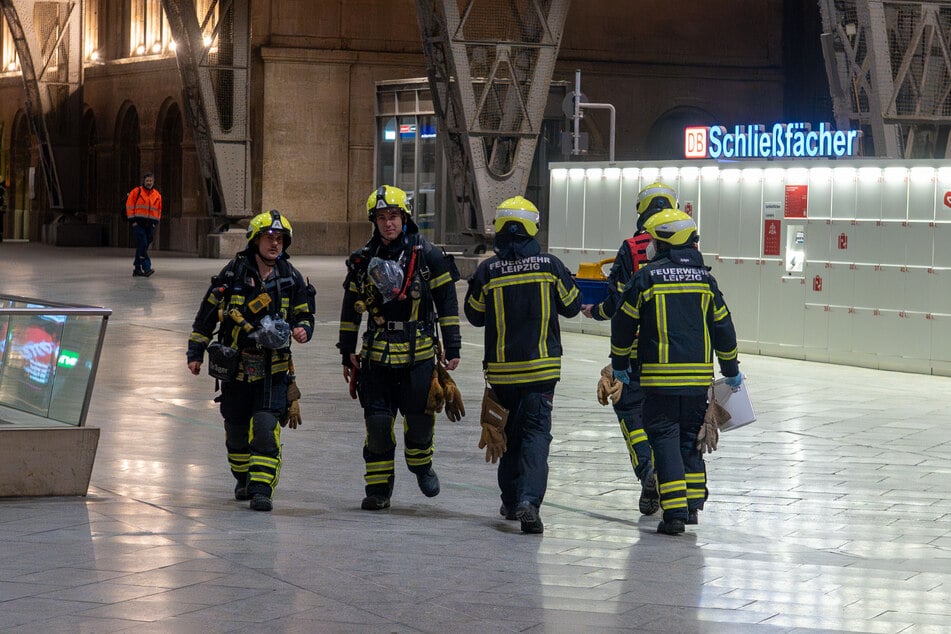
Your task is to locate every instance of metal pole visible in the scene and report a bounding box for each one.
[573,69,581,155]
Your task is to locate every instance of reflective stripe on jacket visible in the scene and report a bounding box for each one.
[610,246,738,394]
[126,186,162,222]
[465,253,582,385]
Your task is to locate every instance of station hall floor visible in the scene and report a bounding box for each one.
[1,243,950,634]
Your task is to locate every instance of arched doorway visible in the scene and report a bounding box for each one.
[9,112,33,241]
[80,108,98,215]
[156,99,183,250]
[115,102,140,248]
[647,106,718,160]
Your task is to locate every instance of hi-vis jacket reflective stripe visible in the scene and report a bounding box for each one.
[610,246,738,394]
[465,253,581,385]
[126,186,162,222]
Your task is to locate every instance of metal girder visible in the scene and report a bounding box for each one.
[820,0,951,157]
[162,0,250,220]
[0,0,83,210]
[416,0,570,239]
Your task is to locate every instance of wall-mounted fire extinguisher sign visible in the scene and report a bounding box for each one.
[838,233,848,249]
[813,275,823,292]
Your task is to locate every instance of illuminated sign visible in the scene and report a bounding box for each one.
[684,123,861,159]
[57,349,79,368]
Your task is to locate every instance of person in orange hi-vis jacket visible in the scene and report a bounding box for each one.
[125,171,162,277]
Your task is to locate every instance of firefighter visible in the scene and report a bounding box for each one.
[610,208,741,535]
[465,196,582,534]
[186,210,316,512]
[582,181,679,517]
[338,185,462,511]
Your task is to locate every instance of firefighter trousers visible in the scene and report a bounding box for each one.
[219,374,288,498]
[641,393,708,523]
[492,382,556,510]
[358,358,436,497]
[611,380,655,485]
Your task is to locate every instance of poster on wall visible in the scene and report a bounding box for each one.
[763,219,782,256]
[784,184,808,218]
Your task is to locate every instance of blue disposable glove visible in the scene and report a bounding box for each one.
[613,368,631,385]
[724,373,743,389]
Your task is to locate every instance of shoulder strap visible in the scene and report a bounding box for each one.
[627,233,652,273]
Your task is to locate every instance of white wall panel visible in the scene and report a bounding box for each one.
[908,168,936,221]
[803,303,829,361]
[827,305,853,354]
[717,171,742,256]
[806,168,833,218]
[548,170,572,249]
[697,171,721,253]
[930,314,951,362]
[564,170,587,249]
[855,168,883,219]
[881,168,909,220]
[903,268,930,313]
[933,223,951,267]
[903,223,933,267]
[738,174,764,258]
[550,159,951,375]
[774,269,805,347]
[805,219,832,262]
[831,167,857,218]
[827,261,855,308]
[852,265,880,309]
[876,267,904,311]
[847,307,880,368]
[929,268,951,315]
[719,259,760,346]
[852,222,885,265]
[583,171,622,251]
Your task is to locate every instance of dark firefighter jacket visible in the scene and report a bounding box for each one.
[610,245,738,395]
[337,231,461,367]
[465,252,582,385]
[187,252,315,380]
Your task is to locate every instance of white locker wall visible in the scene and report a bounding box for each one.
[549,158,951,377]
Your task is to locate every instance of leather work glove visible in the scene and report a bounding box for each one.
[596,364,623,406]
[479,388,508,463]
[697,393,731,454]
[436,364,465,422]
[425,368,446,415]
[281,380,303,429]
[479,419,506,463]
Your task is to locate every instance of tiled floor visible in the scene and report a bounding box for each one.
[1,243,950,633]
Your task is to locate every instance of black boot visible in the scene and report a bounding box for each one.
[638,475,660,516]
[361,494,391,510]
[515,502,544,534]
[416,468,440,497]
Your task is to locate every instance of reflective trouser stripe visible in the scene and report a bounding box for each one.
[685,471,706,501]
[658,478,688,510]
[365,459,395,486]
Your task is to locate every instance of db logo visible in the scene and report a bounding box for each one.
[944,191,951,208]
[684,127,708,159]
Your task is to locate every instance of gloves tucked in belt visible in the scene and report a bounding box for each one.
[281,380,303,429]
[596,364,623,406]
